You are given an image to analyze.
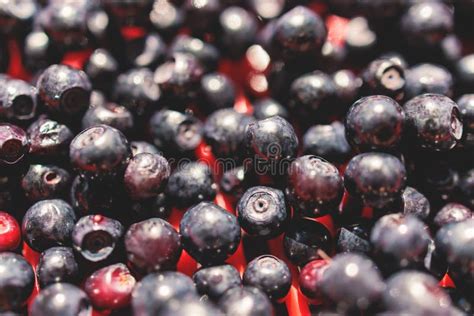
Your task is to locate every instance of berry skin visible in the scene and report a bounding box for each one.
[27,117,73,158]
[402,186,431,221]
[203,108,255,160]
[283,218,333,266]
[37,247,78,288]
[0,212,21,251]
[113,68,160,115]
[319,253,385,312]
[456,54,474,93]
[132,271,197,316]
[124,153,170,200]
[72,215,123,263]
[272,6,326,61]
[160,298,221,316]
[31,283,91,316]
[166,162,216,208]
[345,95,405,151]
[344,152,407,208]
[149,109,203,157]
[401,1,454,48]
[302,122,351,163]
[84,263,136,310]
[149,0,184,38]
[434,203,472,230]
[405,64,453,100]
[245,116,298,176]
[237,186,289,238]
[184,0,220,36]
[243,255,292,300]
[193,264,242,301]
[0,252,35,312]
[332,70,362,106]
[362,59,405,101]
[180,202,241,266]
[404,94,463,151]
[130,141,160,157]
[81,103,134,134]
[200,72,236,110]
[383,271,454,315]
[336,221,371,255]
[220,166,253,199]
[22,199,76,252]
[0,79,37,121]
[287,155,344,217]
[84,48,119,94]
[36,64,91,116]
[125,218,181,274]
[370,213,431,273]
[252,98,289,121]
[457,94,474,145]
[299,259,329,300]
[129,192,172,221]
[0,123,29,165]
[218,286,273,316]
[21,164,71,202]
[460,169,474,209]
[126,33,166,69]
[69,125,131,178]
[168,35,220,72]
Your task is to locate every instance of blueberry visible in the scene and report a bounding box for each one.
[22,199,76,252]
[439,34,462,65]
[218,286,273,316]
[24,29,58,72]
[84,263,136,310]
[84,49,119,94]
[220,166,253,199]
[457,94,474,145]
[344,152,407,208]
[154,53,204,107]
[405,64,453,100]
[149,0,184,38]
[0,123,29,165]
[130,141,160,157]
[27,117,73,158]
[125,218,181,274]
[272,6,326,61]
[81,103,134,133]
[287,155,344,217]
[320,253,385,312]
[31,283,91,316]
[160,298,221,316]
[302,122,351,163]
[72,215,123,262]
[168,35,220,72]
[113,68,160,115]
[417,159,459,202]
[21,164,71,202]
[404,94,462,151]
[203,108,255,160]
[0,79,37,121]
[37,247,78,288]
[460,169,474,209]
[245,116,298,177]
[434,203,472,230]
[243,255,292,300]
[401,186,431,221]
[149,109,203,157]
[0,252,34,312]
[344,17,377,60]
[70,175,122,214]
[180,201,241,265]
[283,218,333,266]
[69,125,131,178]
[299,259,329,300]
[0,0,37,35]
[166,162,216,208]
[126,33,166,69]
[193,264,242,301]
[371,213,430,273]
[219,7,258,59]
[129,192,172,221]
[132,272,197,316]
[362,59,405,101]
[401,2,453,48]
[336,221,371,254]
[124,153,170,200]
[102,0,152,26]
[200,72,236,110]
[456,54,474,93]
[383,270,454,315]
[184,0,220,36]
[345,95,405,151]
[37,64,91,116]
[252,98,289,121]
[237,186,289,238]
[332,69,362,106]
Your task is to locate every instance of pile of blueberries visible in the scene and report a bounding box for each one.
[1,0,474,315]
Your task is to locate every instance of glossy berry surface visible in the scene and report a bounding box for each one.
[21,164,71,202]
[299,259,329,300]
[180,202,241,265]
[433,203,472,229]
[125,218,181,274]
[168,35,219,72]
[200,72,236,110]
[193,264,242,301]
[243,255,292,300]
[0,123,29,165]
[302,121,351,163]
[84,49,118,94]
[81,103,134,133]
[405,63,453,100]
[37,247,78,288]
[0,212,20,251]
[72,215,123,262]
[218,286,273,316]
[31,283,91,316]
[362,59,405,101]
[0,79,37,121]
[0,252,34,312]
[402,186,431,220]
[27,117,73,158]
[253,98,289,121]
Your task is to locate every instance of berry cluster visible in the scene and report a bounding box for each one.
[0,0,474,315]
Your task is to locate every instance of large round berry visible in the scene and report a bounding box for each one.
[0,123,29,165]
[299,259,329,300]
[302,121,351,163]
[218,286,273,316]
[37,247,79,288]
[193,264,242,301]
[361,59,405,101]
[405,64,453,100]
[31,283,91,316]
[21,164,71,202]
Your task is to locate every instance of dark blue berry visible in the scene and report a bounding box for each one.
[84,49,119,94]
[218,286,273,316]
[21,164,71,202]
[27,117,73,158]
[303,122,351,163]
[0,79,37,121]
[405,64,453,100]
[168,35,220,72]
[0,123,29,165]
[219,7,258,59]
[252,98,289,121]
[31,283,91,316]
[402,186,431,221]
[434,203,472,230]
[37,247,78,288]
[362,59,405,101]
[82,103,134,134]
[200,72,236,110]
[193,264,242,301]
